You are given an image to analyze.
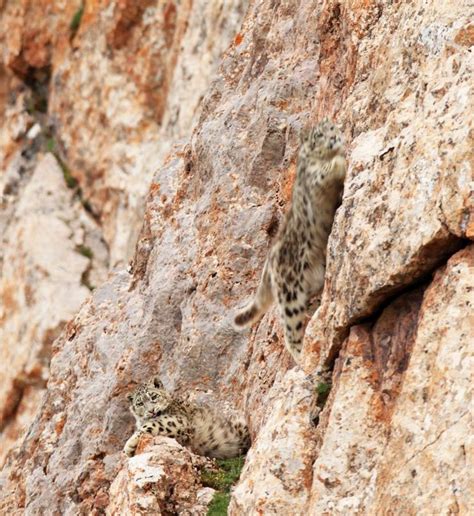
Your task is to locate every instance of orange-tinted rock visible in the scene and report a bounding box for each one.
[0,153,107,467]
[303,0,473,371]
[107,438,214,515]
[0,0,247,483]
[0,1,472,514]
[229,370,318,514]
[308,246,472,514]
[371,246,472,514]
[46,0,248,263]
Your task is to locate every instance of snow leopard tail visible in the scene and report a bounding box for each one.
[234,260,273,328]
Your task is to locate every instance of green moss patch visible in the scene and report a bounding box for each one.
[202,456,246,515]
[75,244,94,260]
[206,493,231,516]
[70,5,84,34]
[316,381,331,409]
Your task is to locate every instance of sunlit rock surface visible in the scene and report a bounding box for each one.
[0,0,247,472]
[107,437,214,515]
[0,0,472,513]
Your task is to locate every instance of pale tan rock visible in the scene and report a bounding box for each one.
[371,246,473,515]
[0,153,107,467]
[0,0,247,482]
[107,437,214,516]
[230,248,472,514]
[303,0,473,371]
[307,289,425,514]
[229,370,318,515]
[45,0,248,264]
[308,247,473,514]
[1,0,248,265]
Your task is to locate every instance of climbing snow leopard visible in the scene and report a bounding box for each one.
[234,119,347,362]
[123,376,250,458]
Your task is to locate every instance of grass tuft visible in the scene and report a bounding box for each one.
[316,381,331,409]
[70,4,84,34]
[206,493,231,516]
[202,457,244,492]
[202,456,246,516]
[57,158,78,189]
[76,244,94,260]
[46,137,55,153]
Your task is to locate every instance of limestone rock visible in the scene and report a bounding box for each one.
[230,247,472,514]
[107,437,214,516]
[302,0,473,370]
[0,0,247,482]
[229,369,318,515]
[310,246,473,514]
[45,0,248,264]
[370,246,472,515]
[0,153,107,467]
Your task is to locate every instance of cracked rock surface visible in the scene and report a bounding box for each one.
[0,153,108,467]
[0,0,473,514]
[0,0,247,482]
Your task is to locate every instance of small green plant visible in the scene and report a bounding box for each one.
[35,96,48,114]
[25,91,48,114]
[75,244,94,260]
[56,158,78,189]
[46,137,55,153]
[25,96,36,115]
[48,146,97,219]
[70,4,84,34]
[202,456,245,516]
[206,493,231,516]
[202,456,244,491]
[316,381,331,409]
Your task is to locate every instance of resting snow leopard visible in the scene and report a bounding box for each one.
[234,119,347,362]
[123,376,250,458]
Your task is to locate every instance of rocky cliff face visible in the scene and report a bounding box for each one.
[0,0,247,479]
[0,1,472,514]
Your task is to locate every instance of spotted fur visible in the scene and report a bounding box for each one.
[123,377,250,458]
[234,119,347,362]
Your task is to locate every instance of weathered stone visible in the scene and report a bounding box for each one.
[371,246,472,515]
[307,288,425,514]
[303,0,473,371]
[107,437,214,516]
[229,369,317,515]
[0,1,80,74]
[308,247,472,514]
[46,0,249,264]
[0,153,107,467]
[229,247,472,513]
[0,0,247,486]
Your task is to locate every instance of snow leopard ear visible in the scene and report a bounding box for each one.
[151,376,163,389]
[126,392,134,403]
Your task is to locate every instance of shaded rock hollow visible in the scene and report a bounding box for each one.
[0,1,472,514]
